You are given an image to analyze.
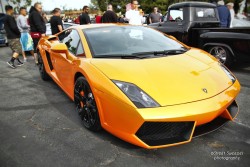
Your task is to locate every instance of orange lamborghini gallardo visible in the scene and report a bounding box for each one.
[37,24,240,149]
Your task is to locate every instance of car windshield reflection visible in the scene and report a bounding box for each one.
[84,26,186,58]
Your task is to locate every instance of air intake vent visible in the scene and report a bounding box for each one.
[136,122,195,146]
[227,101,238,119]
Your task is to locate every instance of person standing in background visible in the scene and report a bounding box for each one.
[149,7,161,24]
[4,5,24,69]
[125,0,145,25]
[95,11,102,23]
[227,2,235,27]
[42,12,48,23]
[17,7,35,62]
[79,6,91,25]
[101,4,118,23]
[50,8,63,35]
[217,0,231,28]
[29,2,46,65]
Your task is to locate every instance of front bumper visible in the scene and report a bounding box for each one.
[98,80,240,149]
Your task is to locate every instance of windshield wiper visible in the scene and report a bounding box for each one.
[154,49,187,55]
[95,54,150,59]
[132,48,188,56]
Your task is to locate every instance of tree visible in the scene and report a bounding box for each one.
[6,0,32,13]
[90,0,99,10]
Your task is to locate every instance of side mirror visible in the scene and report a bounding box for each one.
[51,43,68,53]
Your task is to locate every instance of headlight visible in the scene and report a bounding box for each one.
[113,80,160,108]
[220,64,236,83]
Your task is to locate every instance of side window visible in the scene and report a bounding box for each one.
[76,43,85,57]
[195,8,218,21]
[168,8,183,21]
[62,29,80,55]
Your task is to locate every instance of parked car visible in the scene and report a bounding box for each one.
[148,2,250,66]
[37,24,240,149]
[0,13,8,46]
[46,22,77,35]
[0,29,8,46]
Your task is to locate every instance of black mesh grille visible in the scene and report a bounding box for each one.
[136,122,195,146]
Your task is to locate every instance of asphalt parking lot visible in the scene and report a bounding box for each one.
[0,46,249,167]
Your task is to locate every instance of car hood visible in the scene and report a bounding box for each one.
[90,51,233,106]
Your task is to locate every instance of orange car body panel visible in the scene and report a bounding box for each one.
[37,24,241,149]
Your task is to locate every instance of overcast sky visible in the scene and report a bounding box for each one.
[32,0,91,11]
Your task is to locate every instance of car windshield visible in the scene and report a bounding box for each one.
[84,26,186,58]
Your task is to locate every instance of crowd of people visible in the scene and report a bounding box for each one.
[3,0,153,69]
[80,0,162,25]
[4,2,46,68]
[2,0,241,69]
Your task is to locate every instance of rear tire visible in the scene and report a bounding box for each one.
[207,46,233,67]
[74,76,101,131]
[38,52,50,81]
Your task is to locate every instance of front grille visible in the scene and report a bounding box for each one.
[136,122,195,146]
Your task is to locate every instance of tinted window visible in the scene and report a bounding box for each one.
[61,29,80,55]
[84,26,185,57]
[195,8,216,18]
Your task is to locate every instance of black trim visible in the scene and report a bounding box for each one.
[227,101,238,119]
[193,117,229,137]
[169,2,216,9]
[136,121,194,146]
[45,51,54,71]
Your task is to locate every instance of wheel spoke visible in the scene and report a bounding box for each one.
[74,88,87,102]
[87,109,94,125]
[215,48,219,55]
[74,89,81,101]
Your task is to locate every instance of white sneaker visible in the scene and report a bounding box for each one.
[23,58,27,62]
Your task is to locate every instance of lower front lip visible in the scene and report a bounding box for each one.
[131,80,240,148]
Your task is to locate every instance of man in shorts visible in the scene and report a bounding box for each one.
[4,5,23,69]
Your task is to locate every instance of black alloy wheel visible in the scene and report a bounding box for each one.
[74,76,101,131]
[38,52,50,81]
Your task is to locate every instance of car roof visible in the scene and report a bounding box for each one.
[169,1,217,9]
[71,23,129,30]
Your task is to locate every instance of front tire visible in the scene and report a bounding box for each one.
[74,77,101,131]
[38,52,50,81]
[207,46,233,67]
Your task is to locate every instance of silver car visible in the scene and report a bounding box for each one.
[46,22,77,36]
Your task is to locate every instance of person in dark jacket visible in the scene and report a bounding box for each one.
[217,0,231,28]
[4,5,24,69]
[79,6,91,25]
[28,2,46,64]
[101,4,118,23]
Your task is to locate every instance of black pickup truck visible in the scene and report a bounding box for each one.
[148,2,250,66]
